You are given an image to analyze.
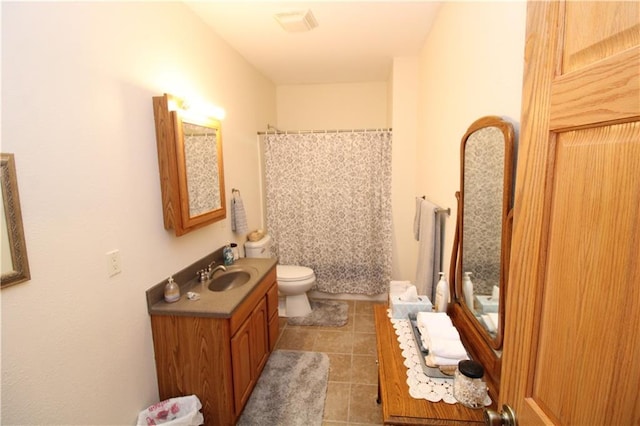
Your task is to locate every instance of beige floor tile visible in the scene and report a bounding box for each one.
[324,382,351,422]
[327,353,352,382]
[275,328,317,351]
[278,297,385,425]
[350,355,378,385]
[353,335,377,358]
[354,301,380,316]
[354,314,376,333]
[348,383,383,424]
[314,330,354,354]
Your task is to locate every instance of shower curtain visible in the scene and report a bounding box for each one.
[263,130,392,295]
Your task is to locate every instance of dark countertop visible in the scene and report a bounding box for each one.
[146,257,278,318]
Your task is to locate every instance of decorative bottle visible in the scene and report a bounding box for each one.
[434,272,449,313]
[462,272,474,312]
[164,276,180,303]
[223,242,234,266]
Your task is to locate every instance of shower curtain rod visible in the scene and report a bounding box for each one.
[257,126,392,135]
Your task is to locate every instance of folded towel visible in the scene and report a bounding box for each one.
[416,312,453,329]
[481,315,496,333]
[413,197,422,241]
[488,313,499,328]
[429,338,468,359]
[425,353,469,367]
[419,325,460,349]
[231,191,248,234]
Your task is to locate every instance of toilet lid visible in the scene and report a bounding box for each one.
[277,265,315,282]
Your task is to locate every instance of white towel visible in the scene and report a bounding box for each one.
[425,353,469,367]
[419,325,460,345]
[413,197,422,241]
[231,191,248,234]
[429,338,468,359]
[416,312,452,329]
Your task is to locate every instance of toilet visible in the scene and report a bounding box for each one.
[244,235,316,317]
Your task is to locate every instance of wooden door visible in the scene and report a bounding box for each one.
[501,1,639,425]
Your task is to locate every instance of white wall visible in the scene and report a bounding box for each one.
[390,57,420,280]
[416,1,527,278]
[276,82,388,130]
[1,2,275,424]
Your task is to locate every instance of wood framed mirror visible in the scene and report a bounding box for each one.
[1,153,31,288]
[448,115,515,398]
[152,94,226,236]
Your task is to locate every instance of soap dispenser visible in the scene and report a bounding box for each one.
[434,272,449,313]
[462,272,474,311]
[164,276,180,303]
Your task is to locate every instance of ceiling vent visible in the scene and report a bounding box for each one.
[274,9,318,33]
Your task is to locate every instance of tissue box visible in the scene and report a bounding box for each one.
[390,296,433,319]
[475,295,498,313]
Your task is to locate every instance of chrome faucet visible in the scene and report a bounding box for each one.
[197,262,227,282]
[208,263,227,278]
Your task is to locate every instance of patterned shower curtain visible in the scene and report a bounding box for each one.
[263,130,392,295]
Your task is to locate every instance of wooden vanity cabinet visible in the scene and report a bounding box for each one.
[150,267,278,426]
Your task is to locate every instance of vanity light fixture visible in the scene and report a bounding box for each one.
[274,9,318,33]
[168,97,226,121]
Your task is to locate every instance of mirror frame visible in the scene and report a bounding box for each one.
[448,115,515,398]
[1,153,31,288]
[152,93,226,236]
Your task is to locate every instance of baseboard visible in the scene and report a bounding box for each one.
[308,290,387,302]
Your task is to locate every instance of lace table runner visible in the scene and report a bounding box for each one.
[387,309,491,406]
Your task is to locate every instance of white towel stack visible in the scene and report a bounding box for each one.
[416,312,468,367]
[231,190,248,234]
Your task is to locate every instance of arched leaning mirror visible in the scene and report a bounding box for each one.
[448,115,515,397]
[152,93,226,236]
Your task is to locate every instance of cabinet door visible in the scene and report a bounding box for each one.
[250,297,269,375]
[266,283,279,351]
[231,316,253,413]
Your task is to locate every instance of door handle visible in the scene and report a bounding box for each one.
[484,404,517,426]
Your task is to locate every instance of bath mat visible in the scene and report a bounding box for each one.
[237,350,329,426]
[287,299,349,327]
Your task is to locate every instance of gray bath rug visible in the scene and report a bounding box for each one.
[237,350,329,426]
[287,299,349,327]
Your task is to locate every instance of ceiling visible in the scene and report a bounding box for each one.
[184,1,442,85]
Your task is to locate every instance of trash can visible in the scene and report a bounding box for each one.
[137,395,204,426]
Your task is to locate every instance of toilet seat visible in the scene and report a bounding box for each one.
[277,265,315,282]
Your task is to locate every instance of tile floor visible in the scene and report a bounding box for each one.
[274,299,386,425]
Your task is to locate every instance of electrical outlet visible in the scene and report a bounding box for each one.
[106,249,122,277]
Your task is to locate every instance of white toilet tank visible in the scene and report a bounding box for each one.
[244,234,272,258]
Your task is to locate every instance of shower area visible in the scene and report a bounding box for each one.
[260,128,392,296]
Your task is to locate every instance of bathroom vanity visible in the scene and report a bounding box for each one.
[146,256,278,425]
[374,305,488,425]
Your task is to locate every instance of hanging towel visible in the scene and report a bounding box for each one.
[415,198,436,296]
[413,197,422,241]
[231,191,248,235]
